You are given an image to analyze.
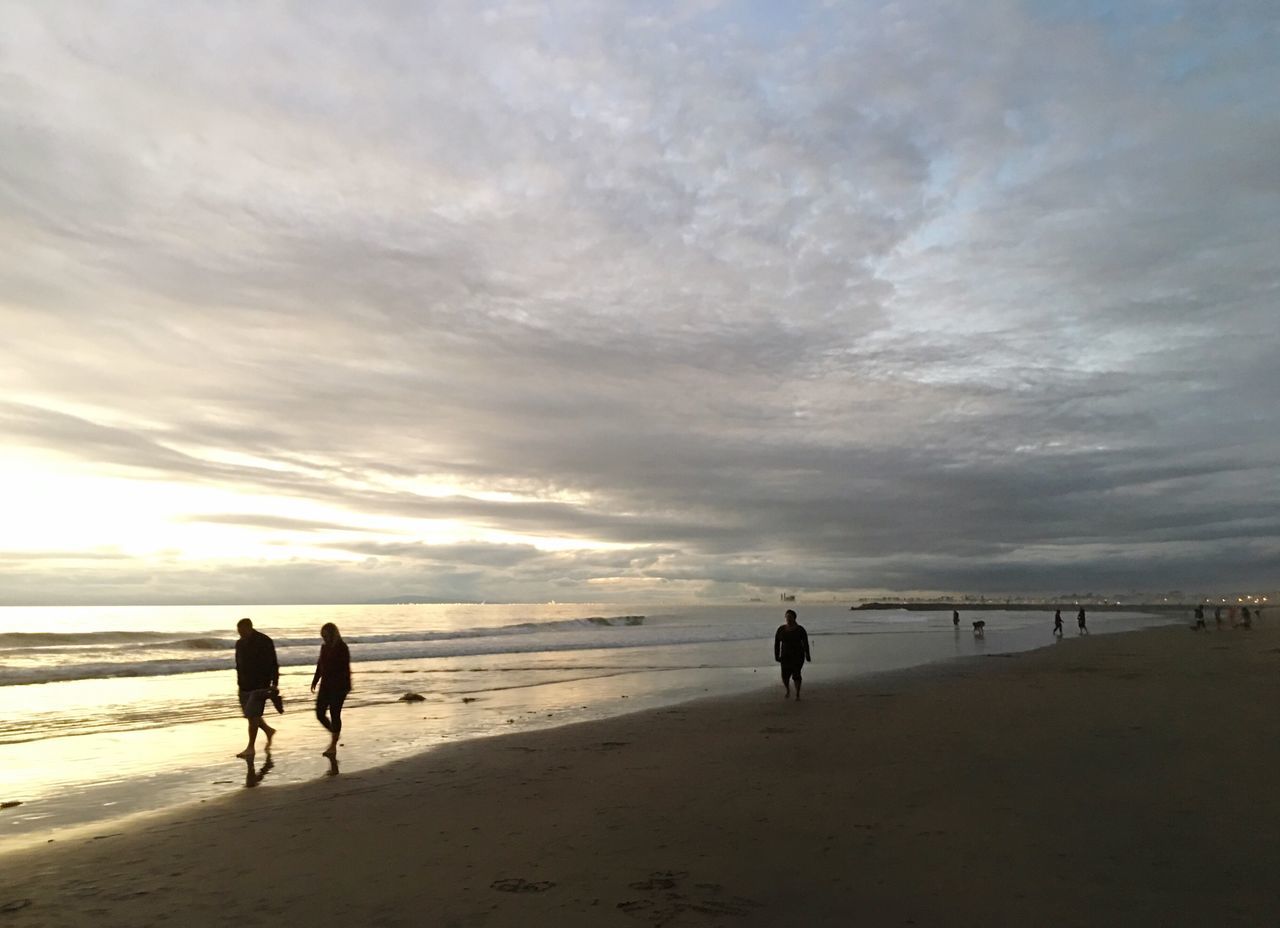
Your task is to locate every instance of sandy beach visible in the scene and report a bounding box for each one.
[3,622,1277,927]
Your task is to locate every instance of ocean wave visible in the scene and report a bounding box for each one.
[0,630,194,649]
[181,637,230,650]
[0,615,667,686]
[308,615,648,647]
[0,615,648,655]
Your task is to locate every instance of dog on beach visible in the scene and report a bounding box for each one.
[972,620,986,637]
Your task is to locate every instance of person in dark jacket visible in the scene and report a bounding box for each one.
[234,617,278,758]
[311,622,352,758]
[773,609,812,700]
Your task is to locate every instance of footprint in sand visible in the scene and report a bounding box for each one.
[628,873,684,891]
[616,871,760,923]
[491,878,555,894]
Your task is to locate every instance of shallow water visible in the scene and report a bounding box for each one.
[0,602,1171,851]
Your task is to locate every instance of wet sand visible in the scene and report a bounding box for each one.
[2,623,1277,926]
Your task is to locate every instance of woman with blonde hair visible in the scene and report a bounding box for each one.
[311,622,352,757]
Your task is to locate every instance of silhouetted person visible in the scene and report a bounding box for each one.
[1214,606,1223,629]
[1077,608,1088,635]
[1053,610,1063,636]
[774,609,811,700]
[234,617,278,758]
[311,622,352,758]
[952,610,959,628]
[1193,605,1206,630]
[1239,606,1252,629]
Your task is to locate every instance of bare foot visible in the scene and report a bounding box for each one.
[236,748,254,759]
[321,747,336,758]
[784,690,791,699]
[264,729,275,747]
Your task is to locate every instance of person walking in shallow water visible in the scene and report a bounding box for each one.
[774,609,811,700]
[311,622,352,758]
[952,610,960,628]
[1077,608,1088,635]
[1053,610,1064,637]
[234,618,278,758]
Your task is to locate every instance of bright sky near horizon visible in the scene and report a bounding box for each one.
[1,1,1277,606]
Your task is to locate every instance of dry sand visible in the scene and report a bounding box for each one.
[2,623,1277,927]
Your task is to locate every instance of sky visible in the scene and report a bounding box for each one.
[0,1,1277,606]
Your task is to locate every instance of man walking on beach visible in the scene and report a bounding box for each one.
[774,609,811,700]
[235,618,279,758]
[1077,608,1088,635]
[1053,610,1063,636]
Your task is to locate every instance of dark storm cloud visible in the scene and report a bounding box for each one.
[0,1,1277,604]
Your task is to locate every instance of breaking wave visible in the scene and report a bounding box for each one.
[0,616,654,686]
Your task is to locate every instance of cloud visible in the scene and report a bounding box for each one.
[178,513,384,534]
[0,550,131,562]
[0,1,1277,603]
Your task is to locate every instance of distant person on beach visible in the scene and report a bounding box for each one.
[1239,606,1252,629]
[1215,606,1223,629]
[1053,610,1063,636]
[952,610,960,628]
[1077,609,1088,635]
[311,622,352,758]
[234,618,279,758]
[774,609,811,701]
[1194,606,1206,630]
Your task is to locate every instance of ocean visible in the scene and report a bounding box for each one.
[0,602,1172,850]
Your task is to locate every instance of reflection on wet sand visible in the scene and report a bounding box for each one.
[243,752,274,788]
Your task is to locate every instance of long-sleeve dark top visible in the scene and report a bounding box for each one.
[774,624,811,665]
[312,640,352,694]
[235,630,279,691]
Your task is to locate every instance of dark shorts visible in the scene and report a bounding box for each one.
[316,688,349,713]
[780,661,804,683]
[239,688,270,718]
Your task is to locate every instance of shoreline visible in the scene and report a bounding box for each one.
[0,613,1170,850]
[854,601,1205,613]
[5,621,1277,925]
